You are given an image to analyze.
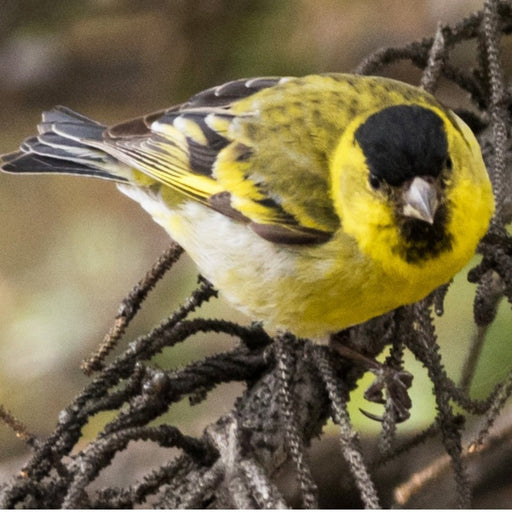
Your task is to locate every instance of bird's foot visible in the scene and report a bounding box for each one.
[330,342,413,423]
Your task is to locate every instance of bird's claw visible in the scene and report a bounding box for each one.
[329,339,414,423]
[364,367,413,423]
[359,408,385,422]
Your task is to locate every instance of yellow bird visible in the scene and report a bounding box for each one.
[1,74,494,339]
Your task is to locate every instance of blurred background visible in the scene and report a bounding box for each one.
[0,0,510,504]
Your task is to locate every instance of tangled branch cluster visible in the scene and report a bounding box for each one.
[1,0,512,508]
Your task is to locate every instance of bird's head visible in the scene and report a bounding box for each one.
[330,102,494,273]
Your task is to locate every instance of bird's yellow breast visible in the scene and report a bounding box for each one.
[123,188,491,339]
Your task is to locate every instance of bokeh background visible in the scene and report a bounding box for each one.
[0,0,511,503]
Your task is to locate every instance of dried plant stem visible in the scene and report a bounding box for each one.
[81,242,184,374]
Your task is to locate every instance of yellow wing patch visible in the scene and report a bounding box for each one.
[212,142,291,226]
[154,116,207,146]
[108,116,224,202]
[140,136,223,200]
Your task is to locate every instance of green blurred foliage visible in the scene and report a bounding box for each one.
[0,0,509,473]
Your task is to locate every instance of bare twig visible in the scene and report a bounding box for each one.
[81,242,184,374]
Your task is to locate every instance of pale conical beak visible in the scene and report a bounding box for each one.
[402,177,439,224]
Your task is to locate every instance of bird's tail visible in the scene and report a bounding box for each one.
[1,106,129,182]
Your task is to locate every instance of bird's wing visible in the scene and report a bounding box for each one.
[104,77,339,244]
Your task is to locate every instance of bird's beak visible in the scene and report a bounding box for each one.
[402,177,439,224]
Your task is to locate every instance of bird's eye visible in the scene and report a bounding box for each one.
[445,157,453,170]
[369,174,381,190]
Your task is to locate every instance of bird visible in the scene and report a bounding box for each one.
[0,73,495,340]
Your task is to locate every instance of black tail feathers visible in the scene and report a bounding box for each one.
[1,106,127,182]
